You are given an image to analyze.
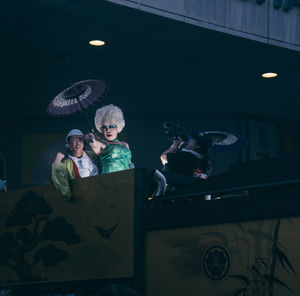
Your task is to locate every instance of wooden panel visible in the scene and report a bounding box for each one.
[145,217,300,296]
[184,0,227,26]
[269,6,300,46]
[0,170,134,284]
[228,0,268,37]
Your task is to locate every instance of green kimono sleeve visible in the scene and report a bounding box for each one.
[51,160,75,201]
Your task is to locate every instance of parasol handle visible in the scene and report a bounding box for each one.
[76,98,95,133]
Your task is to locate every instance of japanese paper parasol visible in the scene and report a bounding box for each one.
[203,131,248,152]
[48,79,106,130]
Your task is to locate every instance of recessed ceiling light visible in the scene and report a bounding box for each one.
[262,72,278,78]
[89,40,105,46]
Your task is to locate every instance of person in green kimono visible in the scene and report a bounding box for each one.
[87,104,132,174]
[52,129,99,200]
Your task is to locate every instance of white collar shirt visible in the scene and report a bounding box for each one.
[68,151,99,178]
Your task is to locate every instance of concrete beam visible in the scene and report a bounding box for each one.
[105,0,300,51]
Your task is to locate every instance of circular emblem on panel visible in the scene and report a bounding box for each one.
[203,245,230,280]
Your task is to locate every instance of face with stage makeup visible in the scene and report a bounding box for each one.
[94,104,125,142]
[100,123,118,141]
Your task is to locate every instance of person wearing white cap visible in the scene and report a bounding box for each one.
[51,129,100,200]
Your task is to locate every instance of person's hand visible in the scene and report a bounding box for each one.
[54,152,65,169]
[85,132,103,142]
[160,136,183,165]
[85,133,105,155]
[56,152,65,162]
[172,136,183,149]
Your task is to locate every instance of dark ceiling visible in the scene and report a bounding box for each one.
[1,0,300,121]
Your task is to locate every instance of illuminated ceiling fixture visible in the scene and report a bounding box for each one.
[89,40,105,46]
[262,72,278,78]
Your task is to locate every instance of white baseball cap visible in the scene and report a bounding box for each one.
[66,129,84,143]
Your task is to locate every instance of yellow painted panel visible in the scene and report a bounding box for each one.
[146,218,300,296]
[0,170,134,284]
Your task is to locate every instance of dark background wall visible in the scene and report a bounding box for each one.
[0,114,243,190]
[2,112,298,191]
[1,0,300,191]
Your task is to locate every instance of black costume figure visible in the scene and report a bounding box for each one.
[160,132,211,186]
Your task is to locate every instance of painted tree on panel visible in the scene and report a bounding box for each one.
[0,190,81,282]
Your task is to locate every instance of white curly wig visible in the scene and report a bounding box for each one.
[94,104,125,133]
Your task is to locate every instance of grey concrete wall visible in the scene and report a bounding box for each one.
[106,0,300,51]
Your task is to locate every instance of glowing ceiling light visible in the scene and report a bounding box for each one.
[262,72,278,78]
[89,40,105,46]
